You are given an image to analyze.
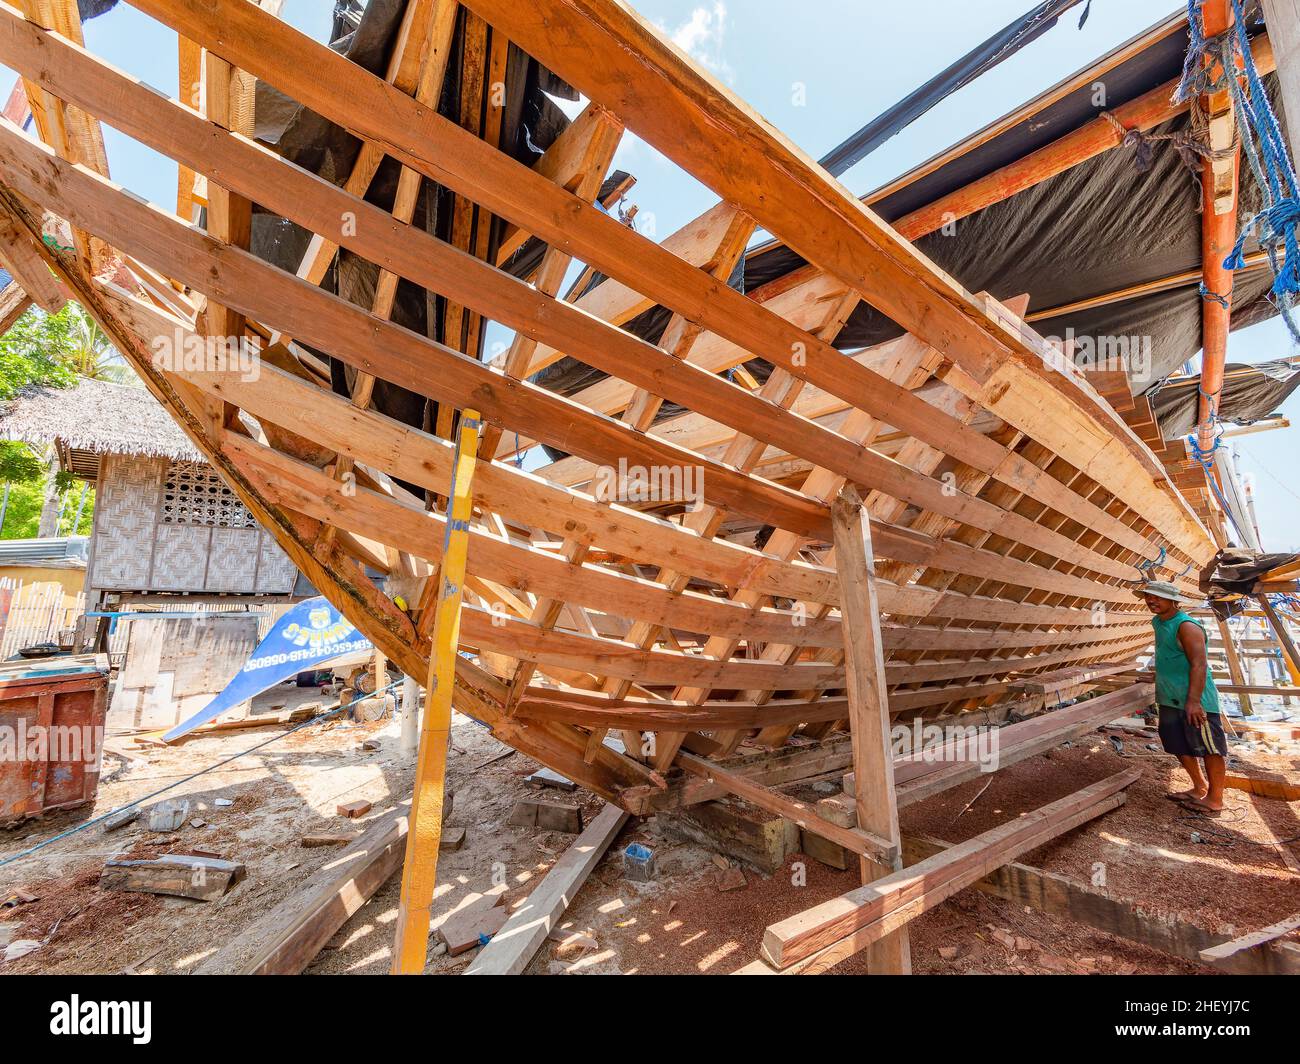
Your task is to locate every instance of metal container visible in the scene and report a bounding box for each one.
[0,654,109,824]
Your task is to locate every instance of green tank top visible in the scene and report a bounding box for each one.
[1152,610,1220,714]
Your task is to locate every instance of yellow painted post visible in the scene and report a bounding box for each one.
[391,409,482,974]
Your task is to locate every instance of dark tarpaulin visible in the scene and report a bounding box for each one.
[1151,359,1300,438]
[239,0,579,486]
[1202,547,1300,617]
[740,16,1285,398]
[78,0,118,18]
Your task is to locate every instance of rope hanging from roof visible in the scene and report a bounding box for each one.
[1178,0,1300,343]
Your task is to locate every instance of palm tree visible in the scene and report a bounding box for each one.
[32,305,137,535]
[63,304,137,385]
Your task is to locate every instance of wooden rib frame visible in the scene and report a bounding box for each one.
[0,0,1211,823]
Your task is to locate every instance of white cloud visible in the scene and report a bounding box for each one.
[661,3,732,81]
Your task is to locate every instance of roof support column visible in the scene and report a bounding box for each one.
[1197,0,1242,456]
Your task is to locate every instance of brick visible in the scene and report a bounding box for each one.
[508,798,583,833]
[439,826,466,853]
[336,800,373,819]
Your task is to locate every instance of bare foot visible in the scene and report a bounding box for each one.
[1166,788,1207,802]
[1181,796,1224,816]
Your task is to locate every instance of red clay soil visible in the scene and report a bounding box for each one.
[523,727,1297,974]
[898,730,1300,936]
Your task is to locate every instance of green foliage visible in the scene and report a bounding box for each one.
[60,482,94,537]
[0,472,93,539]
[0,305,77,399]
[0,478,44,538]
[0,440,44,483]
[0,302,118,538]
[0,301,137,400]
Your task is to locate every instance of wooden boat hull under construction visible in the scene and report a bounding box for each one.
[0,0,1218,821]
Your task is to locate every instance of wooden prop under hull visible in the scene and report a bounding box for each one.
[0,0,1215,816]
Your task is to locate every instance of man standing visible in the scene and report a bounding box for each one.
[1139,581,1227,816]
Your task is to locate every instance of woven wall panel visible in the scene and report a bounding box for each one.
[151,524,211,591]
[207,527,259,592]
[90,454,165,591]
[255,531,297,593]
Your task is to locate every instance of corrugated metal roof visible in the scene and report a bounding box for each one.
[0,536,88,567]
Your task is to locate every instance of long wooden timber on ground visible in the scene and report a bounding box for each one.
[754,768,1142,972]
[0,0,1216,852]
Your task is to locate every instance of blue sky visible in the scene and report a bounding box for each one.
[26,0,1300,549]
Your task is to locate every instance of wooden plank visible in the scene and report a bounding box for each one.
[1258,593,1300,686]
[903,834,1300,976]
[831,484,909,972]
[760,768,1141,970]
[0,198,64,311]
[1199,912,1300,965]
[196,804,408,974]
[464,802,629,975]
[890,684,1153,807]
[0,278,31,333]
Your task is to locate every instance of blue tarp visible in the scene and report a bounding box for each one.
[162,597,372,742]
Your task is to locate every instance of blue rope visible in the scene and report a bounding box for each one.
[1188,427,1251,543]
[1135,543,1166,577]
[1198,282,1231,309]
[1215,0,1300,342]
[1173,0,1221,104]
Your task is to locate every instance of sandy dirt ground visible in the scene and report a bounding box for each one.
[1,693,1296,975]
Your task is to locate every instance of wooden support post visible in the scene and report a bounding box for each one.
[1257,592,1300,687]
[1214,616,1254,715]
[391,409,482,975]
[1196,0,1242,455]
[829,485,909,974]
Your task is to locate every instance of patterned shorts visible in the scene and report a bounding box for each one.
[1157,704,1227,758]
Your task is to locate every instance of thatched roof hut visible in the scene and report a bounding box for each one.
[0,376,202,479]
